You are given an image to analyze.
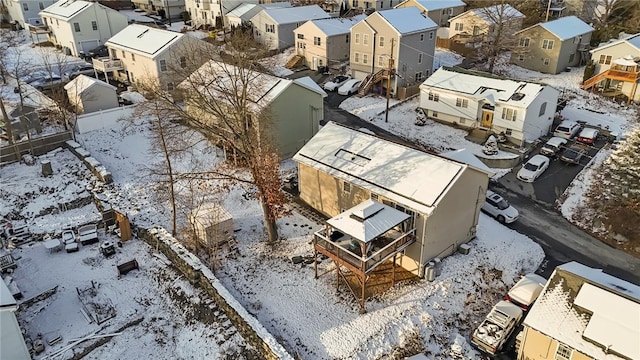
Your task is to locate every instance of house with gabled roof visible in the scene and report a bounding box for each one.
[511,16,594,74]
[99,24,211,91]
[64,75,119,114]
[447,3,524,44]
[583,33,640,103]
[5,0,56,29]
[518,261,640,360]
[350,7,438,98]
[39,0,128,57]
[394,0,465,36]
[251,5,330,51]
[226,3,262,28]
[293,121,490,287]
[419,67,560,146]
[293,15,364,71]
[182,61,327,158]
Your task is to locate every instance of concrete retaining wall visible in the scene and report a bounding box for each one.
[0,131,73,164]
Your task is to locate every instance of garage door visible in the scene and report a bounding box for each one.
[79,40,100,53]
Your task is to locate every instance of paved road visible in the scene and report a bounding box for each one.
[323,93,640,286]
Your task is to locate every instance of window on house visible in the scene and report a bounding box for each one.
[539,102,547,116]
[505,128,512,135]
[297,33,304,39]
[420,33,424,41]
[501,107,517,121]
[428,92,439,102]
[363,53,368,64]
[22,3,28,11]
[442,8,446,15]
[455,23,463,31]
[448,8,453,15]
[456,98,468,108]
[429,31,434,39]
[353,0,358,7]
[73,22,80,32]
[319,59,323,66]
[472,25,481,36]
[415,71,422,82]
[418,53,422,63]
[131,53,135,61]
[519,37,530,47]
[111,49,118,58]
[121,50,126,58]
[265,24,274,33]
[573,36,580,44]
[542,39,555,50]
[378,55,384,66]
[518,54,525,61]
[569,53,575,63]
[167,82,175,91]
[298,42,305,49]
[363,34,369,45]
[355,33,360,44]
[55,19,59,26]
[379,36,384,47]
[39,2,44,10]
[129,72,134,82]
[343,181,351,193]
[354,52,360,63]
[370,193,379,200]
[159,59,167,72]
[555,343,572,360]
[432,111,438,117]
[180,56,187,68]
[346,34,349,43]
[598,54,611,64]
[543,58,550,65]
[91,21,97,31]
[314,36,321,46]
[459,117,466,124]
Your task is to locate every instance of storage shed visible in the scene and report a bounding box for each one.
[64,75,118,114]
[188,204,234,248]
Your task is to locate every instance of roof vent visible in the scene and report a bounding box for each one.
[137,29,150,38]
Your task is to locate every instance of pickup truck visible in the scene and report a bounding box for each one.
[77,224,99,245]
[471,300,523,355]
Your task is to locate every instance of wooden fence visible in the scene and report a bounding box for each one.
[0,131,73,164]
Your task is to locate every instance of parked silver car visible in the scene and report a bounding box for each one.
[481,190,519,224]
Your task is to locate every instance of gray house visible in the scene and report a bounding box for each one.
[511,16,594,74]
[251,5,329,51]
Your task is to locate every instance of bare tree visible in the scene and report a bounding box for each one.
[37,48,74,130]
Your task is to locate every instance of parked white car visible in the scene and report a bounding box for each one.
[505,273,546,311]
[337,79,362,95]
[539,137,567,157]
[516,155,550,183]
[323,75,351,91]
[482,190,519,223]
[553,120,581,139]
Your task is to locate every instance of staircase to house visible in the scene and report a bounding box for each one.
[285,55,305,70]
[357,69,387,97]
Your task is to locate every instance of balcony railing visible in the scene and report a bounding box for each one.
[92,57,124,72]
[28,24,50,33]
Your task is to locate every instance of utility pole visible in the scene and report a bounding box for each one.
[545,0,552,22]
[385,38,394,123]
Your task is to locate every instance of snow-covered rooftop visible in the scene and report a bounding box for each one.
[326,200,409,243]
[591,32,640,53]
[64,74,117,94]
[0,279,17,309]
[259,5,329,25]
[537,16,594,41]
[106,24,183,59]
[403,0,465,11]
[39,0,92,20]
[440,148,494,176]
[292,122,468,216]
[524,262,640,360]
[376,7,438,34]
[227,3,259,19]
[305,15,365,37]
[420,68,548,108]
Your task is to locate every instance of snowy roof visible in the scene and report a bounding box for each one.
[451,4,524,24]
[420,68,548,108]
[293,76,327,98]
[376,7,438,35]
[190,203,233,226]
[591,33,640,53]
[64,75,117,94]
[106,24,184,60]
[259,5,329,25]
[259,2,293,9]
[523,262,640,360]
[39,0,92,20]
[398,0,465,11]
[227,3,260,20]
[538,16,593,40]
[292,122,468,216]
[0,279,17,310]
[326,200,409,243]
[440,148,493,176]
[305,15,365,37]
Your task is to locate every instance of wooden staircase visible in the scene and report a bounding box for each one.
[357,69,387,97]
[582,68,640,90]
[285,55,304,70]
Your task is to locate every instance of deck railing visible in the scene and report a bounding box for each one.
[92,58,123,73]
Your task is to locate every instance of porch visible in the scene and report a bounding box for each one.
[583,57,640,103]
[92,57,124,73]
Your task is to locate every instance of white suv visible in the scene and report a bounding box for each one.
[553,120,581,139]
[482,190,519,223]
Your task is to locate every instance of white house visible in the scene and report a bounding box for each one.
[131,0,185,21]
[5,0,56,28]
[419,67,560,145]
[39,0,129,56]
[0,280,30,360]
[251,5,330,51]
[64,75,119,114]
[185,0,259,29]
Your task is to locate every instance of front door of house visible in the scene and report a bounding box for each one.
[481,110,493,128]
[312,57,318,70]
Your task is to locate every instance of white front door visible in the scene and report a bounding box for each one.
[312,57,318,71]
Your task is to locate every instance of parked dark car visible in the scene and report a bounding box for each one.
[560,144,588,164]
[86,45,109,59]
[64,63,95,80]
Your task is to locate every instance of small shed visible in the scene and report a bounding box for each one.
[189,204,234,248]
[64,75,119,114]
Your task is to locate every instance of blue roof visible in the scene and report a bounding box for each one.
[540,16,593,40]
[262,5,329,24]
[626,33,640,50]
[377,7,438,34]
[309,15,365,36]
[412,0,465,11]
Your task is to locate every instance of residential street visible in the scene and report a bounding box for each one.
[323,94,640,286]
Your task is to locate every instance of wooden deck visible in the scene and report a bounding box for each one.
[338,260,420,302]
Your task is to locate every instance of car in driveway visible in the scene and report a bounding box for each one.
[560,144,587,164]
[482,190,519,224]
[539,136,568,157]
[553,120,581,139]
[323,75,351,91]
[64,63,95,80]
[516,155,550,182]
[337,79,362,95]
[577,127,599,144]
[31,73,65,91]
[505,273,546,311]
[86,44,109,59]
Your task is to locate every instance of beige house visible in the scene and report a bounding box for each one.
[447,4,524,44]
[292,121,490,278]
[419,67,560,146]
[99,24,210,90]
[583,33,640,103]
[345,0,396,13]
[251,5,329,51]
[518,262,640,360]
[182,61,327,158]
[39,0,128,56]
[511,16,593,75]
[394,0,465,39]
[350,7,437,97]
[131,0,185,20]
[185,0,260,28]
[64,75,119,114]
[293,15,364,71]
